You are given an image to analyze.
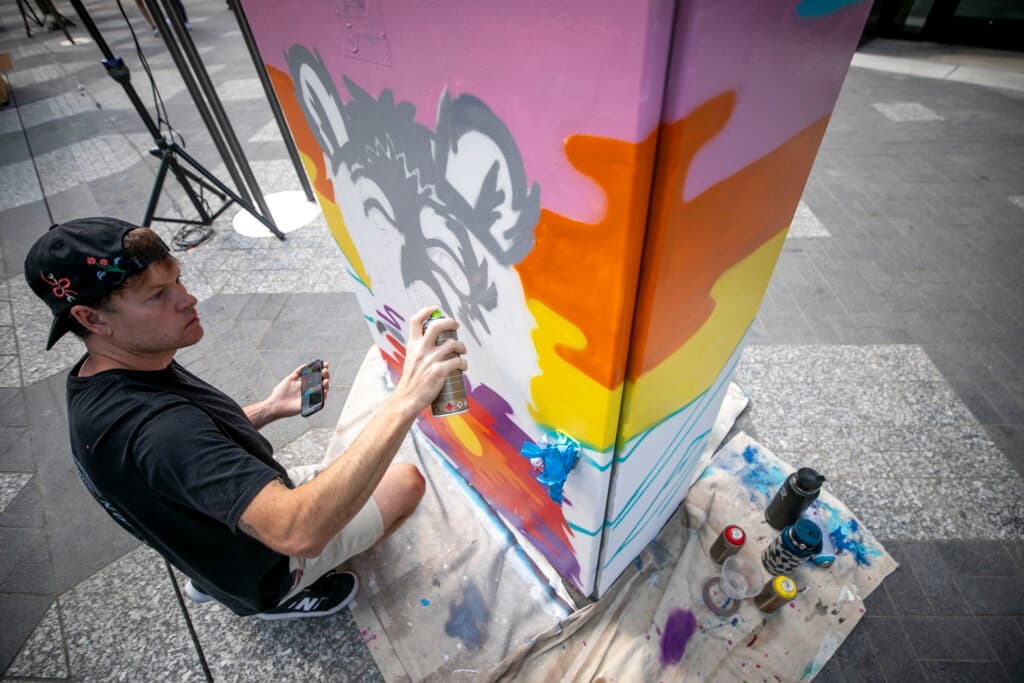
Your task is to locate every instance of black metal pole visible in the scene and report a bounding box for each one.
[229,0,315,203]
[143,0,253,209]
[156,0,281,238]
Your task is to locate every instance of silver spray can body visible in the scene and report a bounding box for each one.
[422,311,469,417]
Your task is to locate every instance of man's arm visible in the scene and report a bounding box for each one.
[237,307,466,558]
[243,362,331,430]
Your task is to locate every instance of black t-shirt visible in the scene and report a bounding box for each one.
[66,356,293,615]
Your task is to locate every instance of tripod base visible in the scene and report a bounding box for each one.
[144,141,284,244]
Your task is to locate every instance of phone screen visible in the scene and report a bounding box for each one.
[300,359,324,417]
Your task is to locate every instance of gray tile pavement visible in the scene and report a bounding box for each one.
[1,1,1024,680]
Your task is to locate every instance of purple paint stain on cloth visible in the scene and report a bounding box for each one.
[660,609,697,665]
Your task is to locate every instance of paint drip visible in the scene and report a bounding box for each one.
[660,609,697,666]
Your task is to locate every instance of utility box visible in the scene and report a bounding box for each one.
[239,0,870,597]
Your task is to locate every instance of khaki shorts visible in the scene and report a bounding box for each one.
[280,463,384,602]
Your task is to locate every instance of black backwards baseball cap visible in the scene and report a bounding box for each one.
[24,217,170,350]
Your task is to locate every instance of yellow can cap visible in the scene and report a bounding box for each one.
[773,576,798,600]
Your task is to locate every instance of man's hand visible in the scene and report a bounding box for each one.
[393,307,468,418]
[244,361,331,429]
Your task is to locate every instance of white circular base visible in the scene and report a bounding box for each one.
[231,190,322,238]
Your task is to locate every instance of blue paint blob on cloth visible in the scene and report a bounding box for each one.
[660,609,697,665]
[420,598,430,606]
[444,582,489,651]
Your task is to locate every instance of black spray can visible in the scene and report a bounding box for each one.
[764,467,826,530]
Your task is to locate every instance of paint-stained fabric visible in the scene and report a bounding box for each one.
[487,432,897,682]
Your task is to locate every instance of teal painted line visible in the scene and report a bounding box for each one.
[346,268,371,293]
[568,521,601,537]
[615,384,710,463]
[607,427,712,530]
[588,340,748,538]
[572,428,711,538]
[362,314,375,324]
[796,0,863,17]
[601,433,711,570]
[613,317,754,465]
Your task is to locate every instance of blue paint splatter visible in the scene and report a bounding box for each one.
[420,598,430,606]
[444,582,489,651]
[796,0,864,18]
[718,445,789,507]
[818,501,882,567]
[731,617,739,626]
[635,557,643,571]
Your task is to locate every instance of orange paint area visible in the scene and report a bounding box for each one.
[266,66,369,287]
[627,93,830,379]
[516,131,658,389]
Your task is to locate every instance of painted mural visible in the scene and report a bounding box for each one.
[240,0,870,598]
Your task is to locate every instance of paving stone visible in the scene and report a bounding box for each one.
[903,615,996,661]
[59,547,206,680]
[919,659,1010,682]
[977,617,1024,682]
[862,615,929,682]
[3,603,68,679]
[0,592,52,674]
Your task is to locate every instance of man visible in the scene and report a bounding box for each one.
[25,217,467,619]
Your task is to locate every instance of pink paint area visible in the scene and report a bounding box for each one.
[240,0,674,223]
[663,0,871,200]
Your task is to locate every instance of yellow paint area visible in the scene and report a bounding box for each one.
[448,413,483,457]
[300,152,371,288]
[619,227,788,440]
[526,300,623,454]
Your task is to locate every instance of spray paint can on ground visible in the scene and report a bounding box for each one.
[422,310,469,417]
[764,467,826,529]
[709,525,746,564]
[762,518,824,576]
[754,575,798,613]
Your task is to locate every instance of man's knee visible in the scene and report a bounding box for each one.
[395,463,426,505]
[373,464,425,532]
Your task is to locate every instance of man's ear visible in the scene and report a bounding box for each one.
[69,305,111,337]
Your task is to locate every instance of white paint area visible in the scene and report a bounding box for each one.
[871,102,943,122]
[231,190,322,237]
[787,200,831,239]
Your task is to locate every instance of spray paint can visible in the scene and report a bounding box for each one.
[762,518,824,576]
[754,575,798,613]
[765,467,826,530]
[709,525,746,564]
[422,311,469,417]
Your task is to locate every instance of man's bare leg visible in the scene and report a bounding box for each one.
[371,463,425,540]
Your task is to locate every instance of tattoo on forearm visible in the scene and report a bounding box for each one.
[238,519,261,541]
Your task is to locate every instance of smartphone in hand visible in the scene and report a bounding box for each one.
[300,359,325,417]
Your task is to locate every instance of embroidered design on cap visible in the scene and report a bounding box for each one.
[39,272,77,302]
[86,256,128,281]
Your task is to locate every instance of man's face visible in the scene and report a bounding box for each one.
[100,259,203,354]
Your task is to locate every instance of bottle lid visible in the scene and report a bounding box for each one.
[429,310,444,320]
[773,576,798,600]
[791,518,824,552]
[794,467,826,495]
[723,525,746,547]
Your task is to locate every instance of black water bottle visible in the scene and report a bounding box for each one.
[764,467,826,530]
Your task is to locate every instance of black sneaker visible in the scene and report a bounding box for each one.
[257,570,358,621]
